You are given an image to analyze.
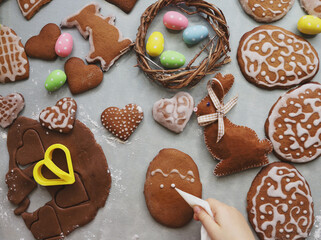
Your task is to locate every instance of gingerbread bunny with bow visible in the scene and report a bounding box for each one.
[195,73,272,176]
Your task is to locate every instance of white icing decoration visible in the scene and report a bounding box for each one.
[17,0,42,16]
[240,27,318,87]
[251,165,313,240]
[151,169,195,183]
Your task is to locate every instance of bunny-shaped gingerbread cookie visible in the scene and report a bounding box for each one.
[196,73,272,176]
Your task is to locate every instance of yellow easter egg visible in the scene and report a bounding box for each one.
[298,15,321,35]
[146,32,164,57]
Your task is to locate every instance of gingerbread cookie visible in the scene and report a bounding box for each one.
[65,57,103,94]
[265,82,321,163]
[0,93,25,128]
[144,148,202,228]
[101,103,143,141]
[39,97,77,133]
[300,0,321,18]
[153,92,194,133]
[17,0,52,20]
[61,3,132,71]
[196,73,272,176]
[247,162,314,240]
[6,116,111,239]
[237,25,319,89]
[25,23,61,60]
[106,0,138,13]
[239,0,294,22]
[0,25,29,83]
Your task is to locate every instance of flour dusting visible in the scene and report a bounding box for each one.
[314,213,321,239]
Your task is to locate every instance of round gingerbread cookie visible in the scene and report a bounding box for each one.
[247,162,314,240]
[300,0,321,18]
[265,82,321,163]
[239,0,294,22]
[237,25,319,90]
[144,148,202,228]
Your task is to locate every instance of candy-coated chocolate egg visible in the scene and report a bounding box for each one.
[146,32,164,57]
[55,33,73,57]
[163,11,188,31]
[183,25,209,45]
[160,51,186,69]
[45,70,67,91]
[298,15,321,35]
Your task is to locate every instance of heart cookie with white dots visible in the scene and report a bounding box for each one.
[0,93,25,128]
[39,97,77,133]
[101,104,144,141]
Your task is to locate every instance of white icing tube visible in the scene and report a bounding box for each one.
[175,188,213,240]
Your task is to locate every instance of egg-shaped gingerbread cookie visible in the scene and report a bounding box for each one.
[144,148,202,228]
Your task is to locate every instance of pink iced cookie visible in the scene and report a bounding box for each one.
[153,92,194,133]
[163,11,188,31]
[55,33,73,57]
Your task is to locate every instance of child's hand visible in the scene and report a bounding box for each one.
[193,198,255,240]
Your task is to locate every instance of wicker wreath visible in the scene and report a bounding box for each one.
[135,0,231,89]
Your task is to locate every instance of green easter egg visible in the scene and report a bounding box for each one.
[45,70,67,91]
[160,51,186,69]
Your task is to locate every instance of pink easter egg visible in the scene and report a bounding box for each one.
[55,33,73,58]
[163,11,188,31]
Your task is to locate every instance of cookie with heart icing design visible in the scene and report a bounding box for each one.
[237,25,319,89]
[153,92,194,133]
[0,25,29,83]
[144,148,202,228]
[265,82,321,163]
[17,0,52,20]
[239,0,294,22]
[39,97,77,133]
[101,103,144,141]
[300,0,321,18]
[0,93,25,128]
[25,23,61,60]
[6,116,111,239]
[247,162,314,240]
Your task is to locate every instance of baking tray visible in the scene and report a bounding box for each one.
[0,0,320,239]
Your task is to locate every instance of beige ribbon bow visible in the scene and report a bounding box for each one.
[197,79,238,143]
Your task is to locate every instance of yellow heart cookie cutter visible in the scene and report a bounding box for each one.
[33,144,75,186]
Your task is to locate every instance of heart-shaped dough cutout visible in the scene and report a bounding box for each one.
[153,92,194,133]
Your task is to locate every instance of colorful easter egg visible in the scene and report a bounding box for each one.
[163,11,188,31]
[146,32,164,57]
[183,25,209,45]
[55,33,73,57]
[45,70,67,91]
[160,51,185,69]
[298,15,321,35]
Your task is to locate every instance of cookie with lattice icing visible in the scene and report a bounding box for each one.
[247,162,314,240]
[300,0,321,18]
[0,25,29,83]
[0,93,25,128]
[239,0,294,22]
[144,148,202,228]
[237,25,319,90]
[265,82,321,163]
[17,0,52,20]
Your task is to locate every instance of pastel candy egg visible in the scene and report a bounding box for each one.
[163,11,188,31]
[298,15,321,35]
[45,70,67,91]
[55,33,73,57]
[183,25,209,45]
[160,51,185,69]
[146,32,164,57]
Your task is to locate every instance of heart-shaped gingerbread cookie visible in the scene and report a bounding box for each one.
[153,92,194,133]
[65,57,103,94]
[0,93,25,128]
[101,104,144,141]
[39,97,77,133]
[25,23,61,60]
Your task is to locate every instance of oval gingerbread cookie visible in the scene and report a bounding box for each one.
[144,148,202,228]
[247,162,314,240]
[237,25,319,89]
[239,0,294,23]
[265,82,321,163]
